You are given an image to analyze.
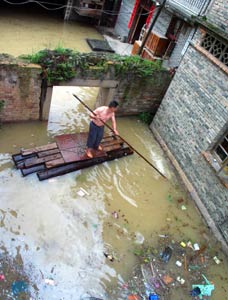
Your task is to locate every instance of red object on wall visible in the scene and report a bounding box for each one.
[128,0,140,29]
[145,4,155,28]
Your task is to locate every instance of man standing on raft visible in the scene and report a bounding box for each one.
[85,100,119,158]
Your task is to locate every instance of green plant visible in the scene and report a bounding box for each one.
[22,48,164,84]
[138,112,154,125]
[0,100,5,112]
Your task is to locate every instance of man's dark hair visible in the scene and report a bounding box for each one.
[109,100,119,108]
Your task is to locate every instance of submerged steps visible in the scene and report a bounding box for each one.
[12,133,133,181]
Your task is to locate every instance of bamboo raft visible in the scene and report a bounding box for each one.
[12,133,134,181]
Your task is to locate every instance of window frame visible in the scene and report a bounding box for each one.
[203,129,228,188]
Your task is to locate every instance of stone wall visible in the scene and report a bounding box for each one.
[206,0,228,32]
[150,42,228,246]
[0,54,171,122]
[114,71,171,115]
[0,60,41,122]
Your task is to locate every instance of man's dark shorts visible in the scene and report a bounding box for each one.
[86,121,104,149]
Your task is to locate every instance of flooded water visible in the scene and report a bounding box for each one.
[0,5,228,300]
[0,6,102,56]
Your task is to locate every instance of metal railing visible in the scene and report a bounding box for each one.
[167,0,211,16]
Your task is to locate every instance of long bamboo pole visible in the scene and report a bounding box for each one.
[72,93,167,179]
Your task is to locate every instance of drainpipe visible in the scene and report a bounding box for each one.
[137,0,167,55]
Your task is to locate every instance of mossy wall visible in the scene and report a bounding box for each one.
[0,52,171,122]
[0,56,41,122]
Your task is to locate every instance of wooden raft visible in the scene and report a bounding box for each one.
[12,133,133,181]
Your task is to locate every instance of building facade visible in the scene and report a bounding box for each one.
[150,0,228,250]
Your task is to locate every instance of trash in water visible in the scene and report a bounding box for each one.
[191,274,215,299]
[45,278,55,286]
[180,241,186,248]
[187,241,194,250]
[77,188,89,197]
[112,211,119,219]
[160,246,172,263]
[213,256,221,264]
[104,252,114,262]
[128,294,140,300]
[158,234,168,238]
[193,243,200,251]
[176,276,185,284]
[177,198,184,203]
[134,232,145,244]
[166,194,173,202]
[175,260,182,267]
[190,286,201,296]
[0,274,5,281]
[149,293,160,300]
[12,280,28,295]
[162,274,174,285]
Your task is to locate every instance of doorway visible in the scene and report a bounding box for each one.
[128,7,148,44]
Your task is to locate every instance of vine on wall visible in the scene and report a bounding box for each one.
[21,47,163,84]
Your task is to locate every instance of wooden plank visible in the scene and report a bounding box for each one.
[25,153,62,168]
[37,147,133,181]
[37,148,60,158]
[12,153,37,163]
[21,143,58,156]
[46,158,65,169]
[55,133,87,150]
[21,164,46,177]
[102,144,121,152]
[101,138,123,148]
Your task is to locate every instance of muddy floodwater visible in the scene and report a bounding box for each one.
[0,5,228,300]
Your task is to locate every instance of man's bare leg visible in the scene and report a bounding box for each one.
[86,148,93,158]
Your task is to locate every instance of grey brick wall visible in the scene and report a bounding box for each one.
[206,0,228,32]
[152,9,172,36]
[114,0,135,39]
[151,43,228,241]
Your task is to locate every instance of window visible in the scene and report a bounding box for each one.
[201,33,228,67]
[214,132,228,184]
[203,130,228,188]
[214,133,228,162]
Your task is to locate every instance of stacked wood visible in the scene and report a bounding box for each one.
[12,133,133,181]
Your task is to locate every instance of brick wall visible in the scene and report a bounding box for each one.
[206,0,228,32]
[0,62,41,122]
[151,41,228,243]
[114,71,171,115]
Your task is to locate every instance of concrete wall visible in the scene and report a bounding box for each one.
[151,37,228,246]
[0,61,41,122]
[206,0,228,32]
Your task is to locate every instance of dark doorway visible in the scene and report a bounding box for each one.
[128,7,148,44]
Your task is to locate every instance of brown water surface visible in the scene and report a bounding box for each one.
[0,6,228,300]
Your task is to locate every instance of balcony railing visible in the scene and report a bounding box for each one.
[167,0,211,16]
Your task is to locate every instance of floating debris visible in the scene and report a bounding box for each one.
[104,252,114,262]
[0,274,5,281]
[160,246,172,263]
[12,280,28,295]
[112,211,119,219]
[45,278,55,286]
